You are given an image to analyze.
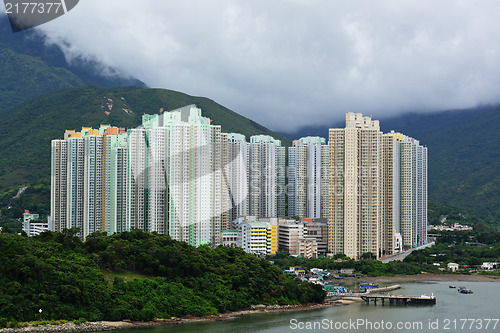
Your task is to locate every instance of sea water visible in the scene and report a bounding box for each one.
[117,281,500,332]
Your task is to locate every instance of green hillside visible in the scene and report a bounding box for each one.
[381,106,500,221]
[0,85,290,189]
[0,49,84,111]
[0,15,146,112]
[0,230,324,323]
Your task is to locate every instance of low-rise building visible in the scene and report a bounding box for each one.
[238,219,278,255]
[278,221,304,254]
[393,233,403,253]
[430,223,473,231]
[23,210,50,236]
[447,263,459,271]
[481,262,499,270]
[298,237,318,258]
[221,229,239,247]
[302,218,328,256]
[340,268,355,275]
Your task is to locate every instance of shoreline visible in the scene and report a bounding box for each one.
[0,303,345,333]
[353,273,500,283]
[2,273,498,333]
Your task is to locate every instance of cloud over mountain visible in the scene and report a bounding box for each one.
[7,0,500,131]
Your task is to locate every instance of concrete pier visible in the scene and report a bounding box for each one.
[360,294,436,305]
[365,284,401,294]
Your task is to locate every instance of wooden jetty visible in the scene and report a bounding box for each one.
[361,294,436,305]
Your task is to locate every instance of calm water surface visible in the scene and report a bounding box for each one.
[119,281,500,332]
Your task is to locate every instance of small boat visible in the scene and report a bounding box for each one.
[359,282,379,288]
[449,285,456,288]
[457,286,466,292]
[459,288,473,294]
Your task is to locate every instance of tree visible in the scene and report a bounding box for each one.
[361,252,375,260]
[0,226,13,234]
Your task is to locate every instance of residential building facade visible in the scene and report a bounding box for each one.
[288,137,329,219]
[328,113,428,259]
[50,108,427,256]
[248,135,285,218]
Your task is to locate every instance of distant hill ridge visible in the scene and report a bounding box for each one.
[0,15,146,112]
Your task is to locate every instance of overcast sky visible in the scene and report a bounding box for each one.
[9,1,500,131]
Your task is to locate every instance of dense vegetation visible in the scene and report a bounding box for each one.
[404,226,500,267]
[0,229,324,325]
[428,200,497,226]
[0,49,84,111]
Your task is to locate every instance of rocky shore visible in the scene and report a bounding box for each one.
[0,322,114,333]
[0,303,345,333]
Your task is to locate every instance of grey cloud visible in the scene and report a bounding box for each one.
[34,0,500,131]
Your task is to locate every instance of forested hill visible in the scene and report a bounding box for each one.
[380,105,500,221]
[0,229,325,323]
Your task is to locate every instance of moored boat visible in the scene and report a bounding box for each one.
[459,288,473,294]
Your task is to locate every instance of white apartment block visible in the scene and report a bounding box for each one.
[50,139,68,233]
[288,137,328,219]
[105,133,128,234]
[221,133,249,229]
[130,106,223,247]
[388,132,428,247]
[84,132,104,235]
[248,135,285,218]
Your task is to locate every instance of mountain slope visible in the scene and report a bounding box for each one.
[380,106,500,220]
[0,15,146,113]
[0,85,291,188]
[0,48,84,111]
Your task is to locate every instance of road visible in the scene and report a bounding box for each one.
[380,241,435,263]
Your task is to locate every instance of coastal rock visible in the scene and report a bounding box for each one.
[0,322,113,333]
